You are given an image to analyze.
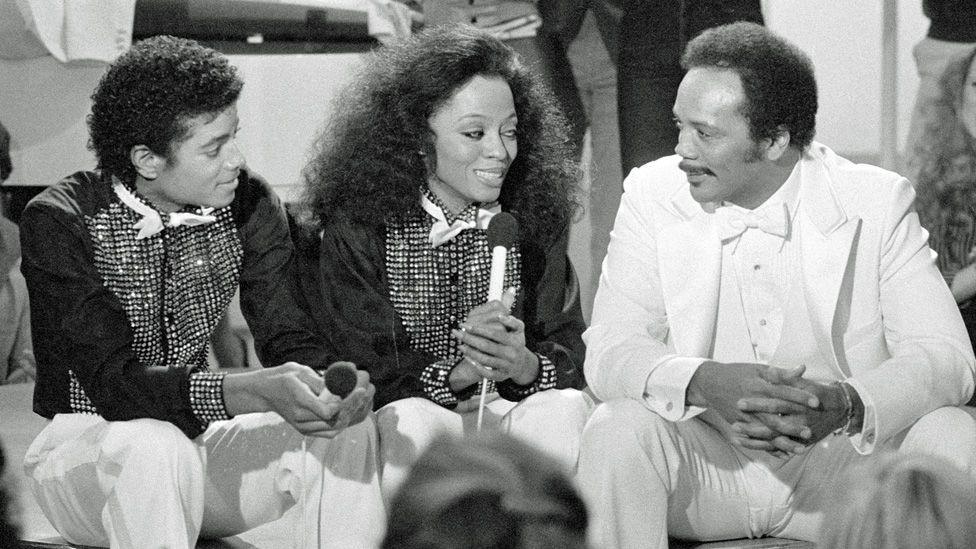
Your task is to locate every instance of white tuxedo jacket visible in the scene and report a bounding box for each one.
[584,143,975,454]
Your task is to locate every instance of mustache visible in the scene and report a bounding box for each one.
[678,161,713,175]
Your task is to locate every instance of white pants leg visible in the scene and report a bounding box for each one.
[25,412,384,549]
[578,400,976,549]
[376,389,592,504]
[200,412,385,549]
[578,399,759,549]
[24,414,206,549]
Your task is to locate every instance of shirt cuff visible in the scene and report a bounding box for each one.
[643,355,707,421]
[188,370,231,427]
[498,353,557,401]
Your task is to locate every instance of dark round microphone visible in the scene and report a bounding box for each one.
[486,212,518,250]
[486,213,519,301]
[323,361,358,398]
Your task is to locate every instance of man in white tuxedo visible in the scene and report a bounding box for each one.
[577,22,976,549]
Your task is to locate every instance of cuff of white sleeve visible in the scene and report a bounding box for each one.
[642,355,707,421]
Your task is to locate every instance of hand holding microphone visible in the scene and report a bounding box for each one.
[448,213,540,429]
[315,361,375,436]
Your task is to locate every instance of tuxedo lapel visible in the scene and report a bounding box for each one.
[657,188,723,357]
[793,151,861,377]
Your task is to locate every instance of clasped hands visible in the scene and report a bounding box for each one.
[687,361,850,456]
[224,362,375,438]
[448,289,539,391]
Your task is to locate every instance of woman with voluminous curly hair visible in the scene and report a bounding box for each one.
[294,24,592,501]
[909,47,976,371]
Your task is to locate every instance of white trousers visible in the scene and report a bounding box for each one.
[577,399,976,549]
[376,389,593,503]
[24,412,385,549]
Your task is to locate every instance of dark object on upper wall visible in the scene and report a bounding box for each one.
[133,0,377,54]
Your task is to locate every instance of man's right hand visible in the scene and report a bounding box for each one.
[223,362,375,438]
[687,361,820,453]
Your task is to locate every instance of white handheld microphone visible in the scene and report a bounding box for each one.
[478,212,519,431]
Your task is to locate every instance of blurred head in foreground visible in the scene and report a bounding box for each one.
[383,433,588,549]
[819,451,976,549]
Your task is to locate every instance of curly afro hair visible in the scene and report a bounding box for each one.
[301,24,579,249]
[681,22,817,149]
[87,35,243,184]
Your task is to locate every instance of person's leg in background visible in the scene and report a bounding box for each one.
[565,10,622,321]
[616,1,764,173]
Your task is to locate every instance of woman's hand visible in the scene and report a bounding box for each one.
[450,296,539,386]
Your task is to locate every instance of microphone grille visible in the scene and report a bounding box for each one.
[487,212,519,250]
[323,361,358,399]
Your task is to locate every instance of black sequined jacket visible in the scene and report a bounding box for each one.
[20,170,319,438]
[285,208,588,411]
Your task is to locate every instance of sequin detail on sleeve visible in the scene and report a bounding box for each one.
[499,354,557,400]
[189,369,231,424]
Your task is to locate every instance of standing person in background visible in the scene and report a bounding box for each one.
[292,25,591,503]
[19,36,383,549]
[910,47,976,406]
[904,0,976,182]
[0,119,34,384]
[578,22,976,549]
[617,0,763,172]
[534,0,623,321]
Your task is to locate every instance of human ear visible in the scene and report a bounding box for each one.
[130,144,163,180]
[764,127,792,161]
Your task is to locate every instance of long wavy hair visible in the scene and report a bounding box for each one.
[911,47,976,233]
[300,25,579,248]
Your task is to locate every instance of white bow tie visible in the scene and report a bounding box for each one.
[421,194,501,248]
[113,182,217,240]
[715,202,790,241]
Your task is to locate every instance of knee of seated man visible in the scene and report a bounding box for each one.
[100,418,199,467]
[901,407,976,469]
[583,399,670,450]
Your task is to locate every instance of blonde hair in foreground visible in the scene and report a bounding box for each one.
[819,451,976,549]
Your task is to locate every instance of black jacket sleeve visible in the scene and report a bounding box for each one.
[234,173,335,369]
